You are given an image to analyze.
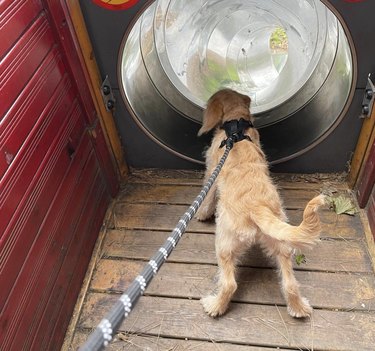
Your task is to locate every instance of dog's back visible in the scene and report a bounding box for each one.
[199,88,325,250]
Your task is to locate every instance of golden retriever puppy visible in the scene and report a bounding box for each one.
[196,88,325,318]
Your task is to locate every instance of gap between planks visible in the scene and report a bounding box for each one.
[89,258,375,312]
[76,294,375,351]
[65,169,375,351]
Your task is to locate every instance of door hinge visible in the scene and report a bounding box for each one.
[360,74,375,118]
[100,75,116,111]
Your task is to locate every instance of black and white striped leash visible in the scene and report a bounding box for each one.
[78,143,233,351]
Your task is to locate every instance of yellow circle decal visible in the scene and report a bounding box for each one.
[92,0,140,10]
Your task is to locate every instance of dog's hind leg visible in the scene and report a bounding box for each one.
[201,249,237,317]
[276,251,312,318]
[201,225,243,317]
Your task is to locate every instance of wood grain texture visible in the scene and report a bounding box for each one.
[70,330,291,351]
[102,229,373,273]
[113,203,364,239]
[65,171,375,351]
[79,294,375,351]
[117,183,324,209]
[91,259,375,311]
[129,169,348,189]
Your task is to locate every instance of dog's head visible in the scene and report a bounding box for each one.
[198,89,252,136]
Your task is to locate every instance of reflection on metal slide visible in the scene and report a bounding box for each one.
[119,0,353,164]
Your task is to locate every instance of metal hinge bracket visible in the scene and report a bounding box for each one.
[360,74,375,118]
[100,75,116,111]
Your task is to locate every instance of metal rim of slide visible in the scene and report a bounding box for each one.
[118,0,356,165]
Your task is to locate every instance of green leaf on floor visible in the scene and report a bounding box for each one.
[328,195,358,216]
[295,253,306,266]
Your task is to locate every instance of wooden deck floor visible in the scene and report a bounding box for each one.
[64,170,375,351]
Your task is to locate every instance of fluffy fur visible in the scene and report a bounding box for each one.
[196,88,325,318]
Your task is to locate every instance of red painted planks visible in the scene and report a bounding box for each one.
[0,135,93,349]
[357,152,375,208]
[39,173,108,350]
[367,192,375,241]
[0,13,54,118]
[0,99,85,308]
[0,65,79,238]
[44,0,119,196]
[0,1,117,349]
[0,0,43,57]
[2,149,101,350]
[0,49,66,177]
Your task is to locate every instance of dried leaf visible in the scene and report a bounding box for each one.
[329,195,358,216]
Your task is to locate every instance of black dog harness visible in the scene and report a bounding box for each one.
[219,118,254,149]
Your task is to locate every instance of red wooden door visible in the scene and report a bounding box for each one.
[0,1,118,350]
[357,138,375,239]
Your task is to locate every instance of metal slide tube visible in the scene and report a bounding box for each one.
[118,0,353,164]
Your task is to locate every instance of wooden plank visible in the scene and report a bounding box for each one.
[128,168,204,185]
[0,137,92,350]
[0,0,43,58]
[117,183,325,208]
[78,294,375,351]
[0,103,85,310]
[0,55,70,178]
[45,178,109,350]
[129,169,348,190]
[113,203,364,239]
[271,172,348,189]
[0,14,55,118]
[102,230,374,273]
[114,203,214,233]
[91,259,375,312]
[0,50,69,234]
[29,165,103,349]
[65,169,375,351]
[71,330,291,351]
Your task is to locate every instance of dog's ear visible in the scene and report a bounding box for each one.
[241,93,251,108]
[198,98,224,136]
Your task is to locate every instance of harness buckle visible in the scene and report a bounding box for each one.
[219,118,253,149]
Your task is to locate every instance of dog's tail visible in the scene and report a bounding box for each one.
[250,195,325,250]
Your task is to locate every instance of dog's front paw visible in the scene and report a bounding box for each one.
[201,295,228,317]
[287,297,313,318]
